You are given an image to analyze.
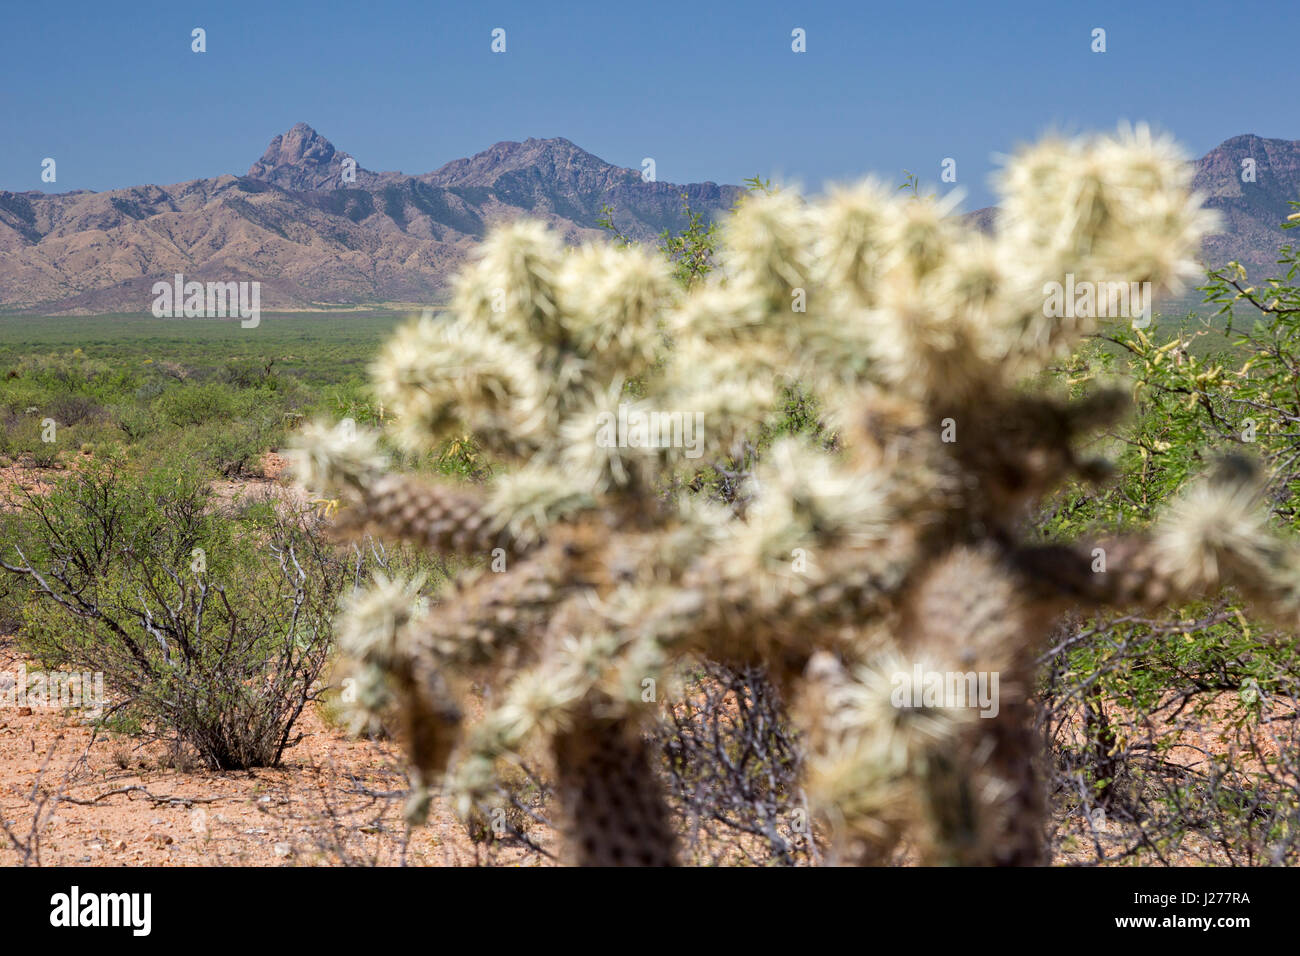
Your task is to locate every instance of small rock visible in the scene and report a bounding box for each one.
[273,842,293,858]
[16,707,32,717]
[150,818,164,825]
[113,840,127,852]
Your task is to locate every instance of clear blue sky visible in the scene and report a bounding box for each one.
[2,0,1296,208]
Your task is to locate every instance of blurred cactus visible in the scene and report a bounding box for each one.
[291,125,1300,865]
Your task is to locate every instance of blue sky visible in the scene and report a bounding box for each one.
[2,0,1296,208]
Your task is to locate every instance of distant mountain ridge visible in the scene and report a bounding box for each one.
[0,124,1295,314]
[0,123,743,313]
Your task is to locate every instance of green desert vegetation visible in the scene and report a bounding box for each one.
[0,313,405,477]
[3,130,1300,866]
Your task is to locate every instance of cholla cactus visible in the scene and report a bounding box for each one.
[292,124,1300,865]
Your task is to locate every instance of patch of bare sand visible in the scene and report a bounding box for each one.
[208,452,310,509]
[0,459,78,511]
[1,451,301,512]
[0,639,556,867]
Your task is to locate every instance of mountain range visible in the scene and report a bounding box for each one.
[0,125,1295,315]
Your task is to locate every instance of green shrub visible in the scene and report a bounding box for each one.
[45,392,104,427]
[1,415,62,467]
[1,461,356,769]
[114,404,161,442]
[171,417,280,477]
[151,382,239,427]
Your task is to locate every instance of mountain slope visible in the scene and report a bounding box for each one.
[1191,134,1300,276]
[0,126,1295,314]
[0,124,742,313]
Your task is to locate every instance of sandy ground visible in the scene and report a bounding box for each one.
[2,635,1290,868]
[1,451,300,512]
[0,637,557,867]
[0,461,64,508]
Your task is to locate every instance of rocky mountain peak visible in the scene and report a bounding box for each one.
[246,123,367,190]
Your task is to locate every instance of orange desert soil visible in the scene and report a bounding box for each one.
[0,637,557,867]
